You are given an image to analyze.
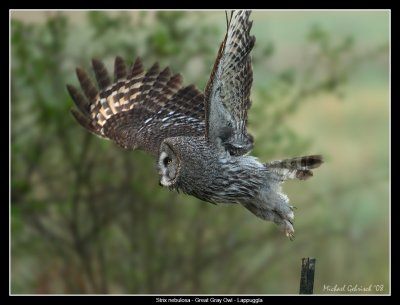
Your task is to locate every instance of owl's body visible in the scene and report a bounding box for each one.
[159,136,266,204]
[68,11,323,239]
[158,136,321,238]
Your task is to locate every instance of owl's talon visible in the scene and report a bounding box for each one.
[290,205,297,211]
[287,232,295,241]
[282,220,295,240]
[286,229,295,241]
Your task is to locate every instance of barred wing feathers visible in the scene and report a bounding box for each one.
[68,57,205,156]
[205,10,256,156]
[266,155,324,181]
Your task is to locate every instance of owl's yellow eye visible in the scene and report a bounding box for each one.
[163,156,172,166]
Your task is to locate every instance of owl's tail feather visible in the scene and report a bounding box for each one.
[266,155,323,181]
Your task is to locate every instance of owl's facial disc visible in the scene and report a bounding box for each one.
[158,145,179,187]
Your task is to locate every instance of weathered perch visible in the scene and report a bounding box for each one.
[299,257,316,294]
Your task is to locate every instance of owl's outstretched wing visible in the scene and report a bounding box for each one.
[68,57,205,156]
[204,10,255,156]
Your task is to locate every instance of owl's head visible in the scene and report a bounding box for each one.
[157,141,181,187]
[157,137,213,191]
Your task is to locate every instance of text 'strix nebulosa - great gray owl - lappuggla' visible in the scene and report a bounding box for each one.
[68,10,323,239]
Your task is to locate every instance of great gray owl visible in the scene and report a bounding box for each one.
[68,10,323,239]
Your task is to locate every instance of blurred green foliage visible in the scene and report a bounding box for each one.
[11,11,389,294]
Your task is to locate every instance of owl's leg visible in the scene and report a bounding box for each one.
[273,193,296,240]
[241,202,295,240]
[274,210,295,241]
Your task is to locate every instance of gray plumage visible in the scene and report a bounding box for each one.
[205,11,255,155]
[157,137,321,239]
[68,10,323,239]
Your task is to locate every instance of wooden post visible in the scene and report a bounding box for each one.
[299,257,316,294]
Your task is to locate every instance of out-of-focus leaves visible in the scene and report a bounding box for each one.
[279,69,295,86]
[334,36,354,55]
[88,11,130,38]
[308,24,330,50]
[150,26,180,56]
[11,180,30,202]
[11,206,24,234]
[263,42,274,57]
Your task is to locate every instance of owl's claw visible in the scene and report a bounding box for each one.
[287,231,295,241]
[283,220,295,241]
[290,205,297,211]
